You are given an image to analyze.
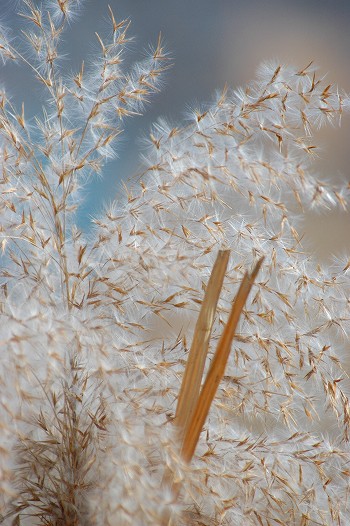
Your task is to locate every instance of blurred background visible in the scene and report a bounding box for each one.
[2,0,350,259]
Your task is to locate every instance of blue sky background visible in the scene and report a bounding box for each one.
[2,0,350,250]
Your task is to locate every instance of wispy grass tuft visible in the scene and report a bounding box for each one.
[10,357,106,526]
[1,2,350,525]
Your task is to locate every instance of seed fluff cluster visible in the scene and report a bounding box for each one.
[1,1,350,525]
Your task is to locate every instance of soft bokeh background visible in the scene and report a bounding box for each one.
[2,0,350,259]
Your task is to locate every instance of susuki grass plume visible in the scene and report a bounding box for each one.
[1,1,350,525]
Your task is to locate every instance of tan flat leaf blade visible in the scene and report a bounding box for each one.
[175,250,230,432]
[181,257,264,463]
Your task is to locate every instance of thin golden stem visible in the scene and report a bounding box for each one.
[175,250,230,434]
[180,257,264,464]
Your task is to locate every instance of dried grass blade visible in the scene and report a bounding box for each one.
[175,250,230,432]
[180,257,264,463]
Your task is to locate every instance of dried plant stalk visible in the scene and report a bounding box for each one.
[180,257,264,464]
[163,256,263,525]
[175,250,230,433]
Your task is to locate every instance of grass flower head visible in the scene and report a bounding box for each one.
[1,2,350,525]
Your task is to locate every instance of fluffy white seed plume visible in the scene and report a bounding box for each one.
[1,2,350,525]
[91,62,350,525]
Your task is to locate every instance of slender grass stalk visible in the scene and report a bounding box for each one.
[163,255,263,525]
[180,257,264,464]
[175,250,230,432]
